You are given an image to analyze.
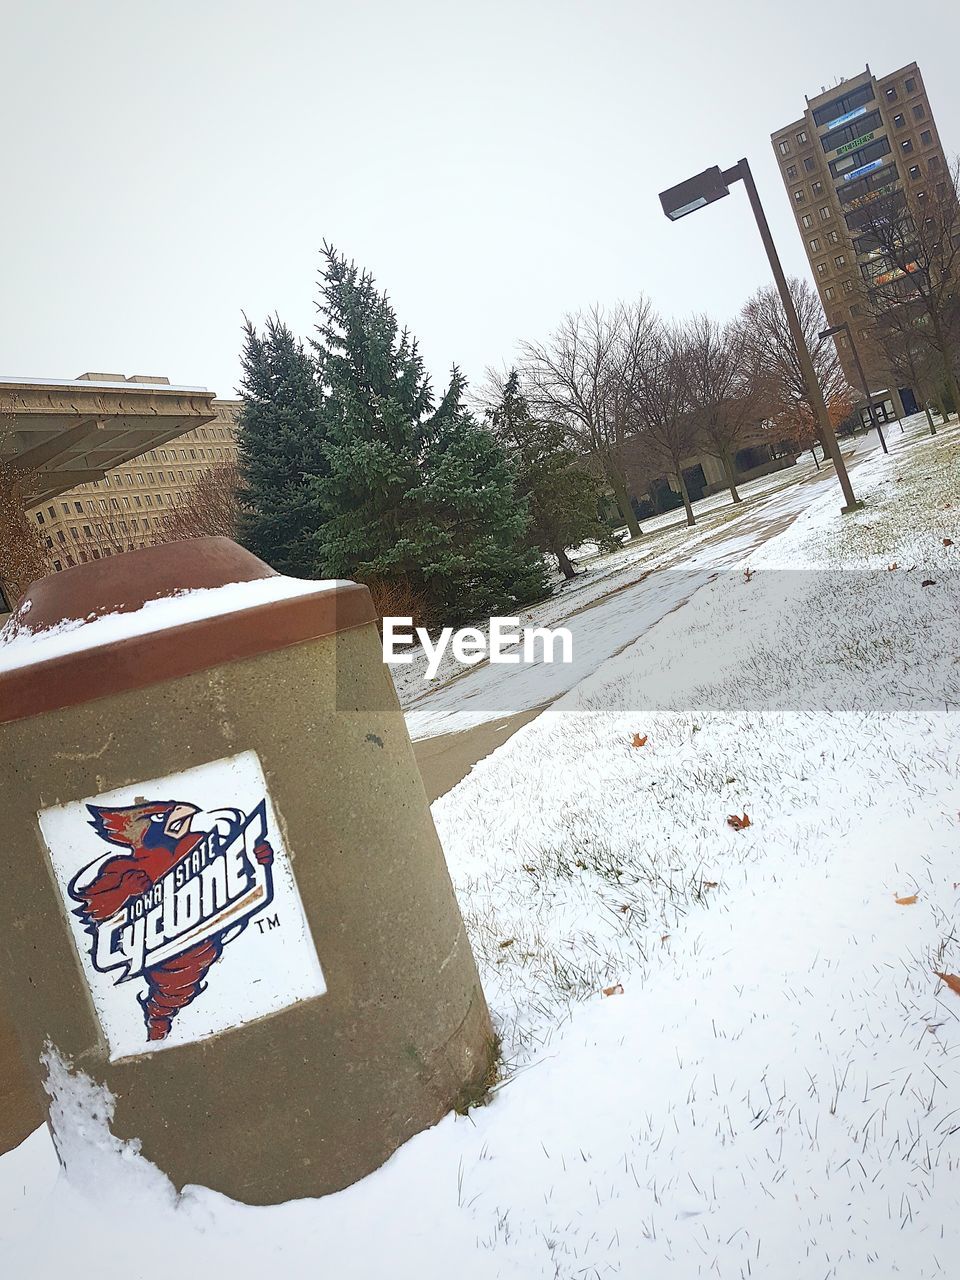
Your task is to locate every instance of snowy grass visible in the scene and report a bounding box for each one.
[2,413,959,1278]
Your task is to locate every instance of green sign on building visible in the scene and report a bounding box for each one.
[835,131,875,157]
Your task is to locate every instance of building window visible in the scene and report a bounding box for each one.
[920,129,932,145]
[804,156,816,172]
[842,279,855,293]
[135,495,142,508]
[74,502,83,513]
[850,304,862,317]
[47,506,55,518]
[778,140,790,155]
[53,560,62,572]
[147,472,154,484]
[913,103,925,120]
[928,155,940,172]
[824,286,836,300]
[812,180,823,195]
[83,525,92,536]
[797,130,808,145]
[893,113,905,128]
[828,229,840,244]
[36,512,44,524]
[793,188,805,203]
[61,503,69,514]
[905,77,917,93]
[819,205,832,221]
[786,163,797,181]
[56,530,66,544]
[909,164,921,179]
[145,494,153,506]
[834,254,846,268]
[189,449,197,459]
[901,138,913,153]
[885,86,898,101]
[113,474,122,485]
[817,262,827,275]
[71,528,79,541]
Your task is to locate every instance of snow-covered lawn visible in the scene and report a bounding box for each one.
[2,414,959,1278]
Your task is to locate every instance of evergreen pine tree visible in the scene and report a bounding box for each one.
[488,370,617,579]
[236,316,328,576]
[310,245,548,620]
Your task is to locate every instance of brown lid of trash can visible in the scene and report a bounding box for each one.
[0,538,377,725]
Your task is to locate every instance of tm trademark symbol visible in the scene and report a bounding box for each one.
[256,914,280,934]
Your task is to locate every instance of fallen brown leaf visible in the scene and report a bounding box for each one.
[887,562,898,571]
[703,880,719,890]
[727,812,751,830]
[895,894,918,905]
[922,579,937,587]
[744,567,754,582]
[943,538,954,547]
[602,984,624,997]
[934,972,960,997]
[631,733,648,748]
[498,938,515,949]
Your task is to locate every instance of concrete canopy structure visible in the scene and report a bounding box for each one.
[0,373,219,507]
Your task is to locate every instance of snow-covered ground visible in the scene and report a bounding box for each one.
[401,433,883,739]
[2,413,959,1278]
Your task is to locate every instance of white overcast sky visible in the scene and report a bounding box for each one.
[3,0,958,399]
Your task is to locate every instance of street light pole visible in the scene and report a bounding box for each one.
[659,157,861,513]
[728,159,860,510]
[819,321,888,454]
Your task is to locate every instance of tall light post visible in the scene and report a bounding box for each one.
[819,321,888,454]
[659,158,861,512]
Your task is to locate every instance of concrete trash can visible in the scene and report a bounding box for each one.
[0,537,494,1204]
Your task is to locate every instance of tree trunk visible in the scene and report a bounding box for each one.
[676,468,695,527]
[945,370,960,425]
[924,403,937,435]
[555,546,577,580]
[604,456,642,539]
[810,446,821,471]
[720,448,742,504]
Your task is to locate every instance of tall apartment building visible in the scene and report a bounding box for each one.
[771,61,948,412]
[0,372,238,573]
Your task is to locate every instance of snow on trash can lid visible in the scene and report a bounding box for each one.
[0,537,374,724]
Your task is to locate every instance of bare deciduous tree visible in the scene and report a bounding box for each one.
[152,462,242,545]
[683,316,764,505]
[632,323,699,526]
[855,158,960,418]
[741,279,850,461]
[520,301,656,539]
[0,425,49,606]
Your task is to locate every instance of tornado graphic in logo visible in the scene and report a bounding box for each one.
[68,798,276,1043]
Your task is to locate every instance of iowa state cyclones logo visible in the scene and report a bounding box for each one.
[41,752,327,1061]
[69,797,276,1043]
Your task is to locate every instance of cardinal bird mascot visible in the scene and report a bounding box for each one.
[69,800,273,1043]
